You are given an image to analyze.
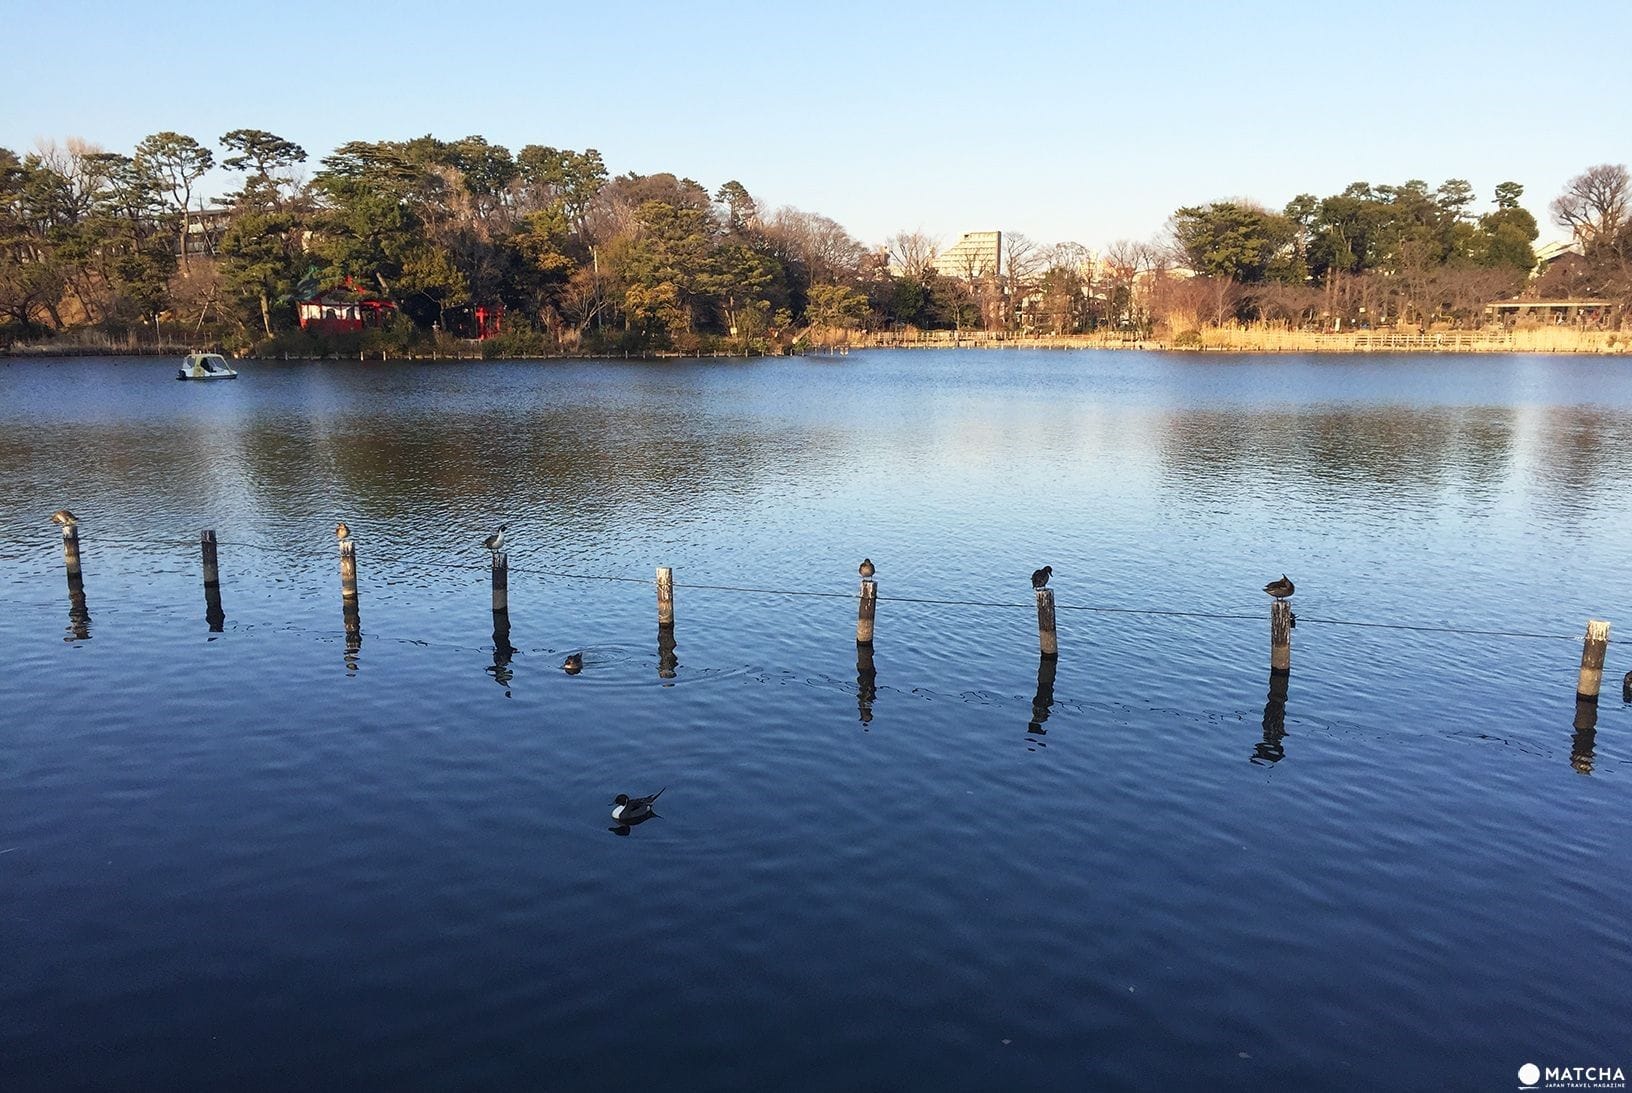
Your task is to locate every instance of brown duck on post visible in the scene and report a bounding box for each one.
[1264,575,1295,599]
[858,558,875,579]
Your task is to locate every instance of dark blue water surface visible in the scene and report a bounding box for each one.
[2,351,1630,1091]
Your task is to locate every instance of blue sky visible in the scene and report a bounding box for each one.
[4,0,1626,251]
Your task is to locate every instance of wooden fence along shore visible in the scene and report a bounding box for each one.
[849,327,1631,354]
[40,514,1621,771]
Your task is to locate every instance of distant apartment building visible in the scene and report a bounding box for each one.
[932,231,1002,280]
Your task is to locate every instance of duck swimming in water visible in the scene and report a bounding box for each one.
[1031,566,1052,589]
[1264,575,1295,599]
[563,652,583,674]
[611,787,665,823]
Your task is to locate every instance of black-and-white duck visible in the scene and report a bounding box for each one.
[611,788,665,823]
[483,524,506,555]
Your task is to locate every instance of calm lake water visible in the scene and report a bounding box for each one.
[2,350,1630,1091]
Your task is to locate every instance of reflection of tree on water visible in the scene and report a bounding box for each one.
[1571,699,1597,775]
[1028,655,1057,736]
[1253,672,1289,765]
[488,608,515,695]
[64,570,91,643]
[856,645,877,725]
[1157,406,1522,499]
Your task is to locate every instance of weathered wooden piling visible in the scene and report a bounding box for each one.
[201,530,225,633]
[491,551,509,612]
[1270,600,1292,675]
[65,571,91,642]
[60,521,83,582]
[1035,587,1058,658]
[1575,619,1611,701]
[857,578,877,646]
[657,566,675,627]
[201,529,220,588]
[339,537,359,603]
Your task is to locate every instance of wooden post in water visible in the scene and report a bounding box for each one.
[60,520,83,582]
[857,578,877,646]
[657,567,675,627]
[1575,619,1611,701]
[491,551,509,612]
[1270,600,1292,675]
[201,529,225,632]
[1035,587,1058,658]
[339,537,359,603]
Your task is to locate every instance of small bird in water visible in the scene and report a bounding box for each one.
[1264,575,1296,599]
[483,524,506,555]
[612,788,665,823]
[859,558,875,579]
[335,520,351,542]
[563,652,583,674]
[50,509,79,527]
[1031,566,1053,589]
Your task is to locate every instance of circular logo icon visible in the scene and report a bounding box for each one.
[1518,1063,1541,1087]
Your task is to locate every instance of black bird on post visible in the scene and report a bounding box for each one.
[1031,566,1053,589]
[1264,575,1295,599]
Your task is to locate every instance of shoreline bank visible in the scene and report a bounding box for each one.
[6,328,1628,359]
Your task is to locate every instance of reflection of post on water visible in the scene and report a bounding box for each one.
[342,600,362,674]
[1571,698,1598,775]
[488,608,515,693]
[1027,655,1057,735]
[658,623,678,681]
[1253,671,1289,765]
[856,644,877,725]
[204,583,225,634]
[65,570,91,643]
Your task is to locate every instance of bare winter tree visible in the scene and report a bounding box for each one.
[886,230,939,280]
[1001,231,1045,330]
[1551,164,1630,250]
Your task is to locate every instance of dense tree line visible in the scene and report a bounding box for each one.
[1,129,1627,348]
